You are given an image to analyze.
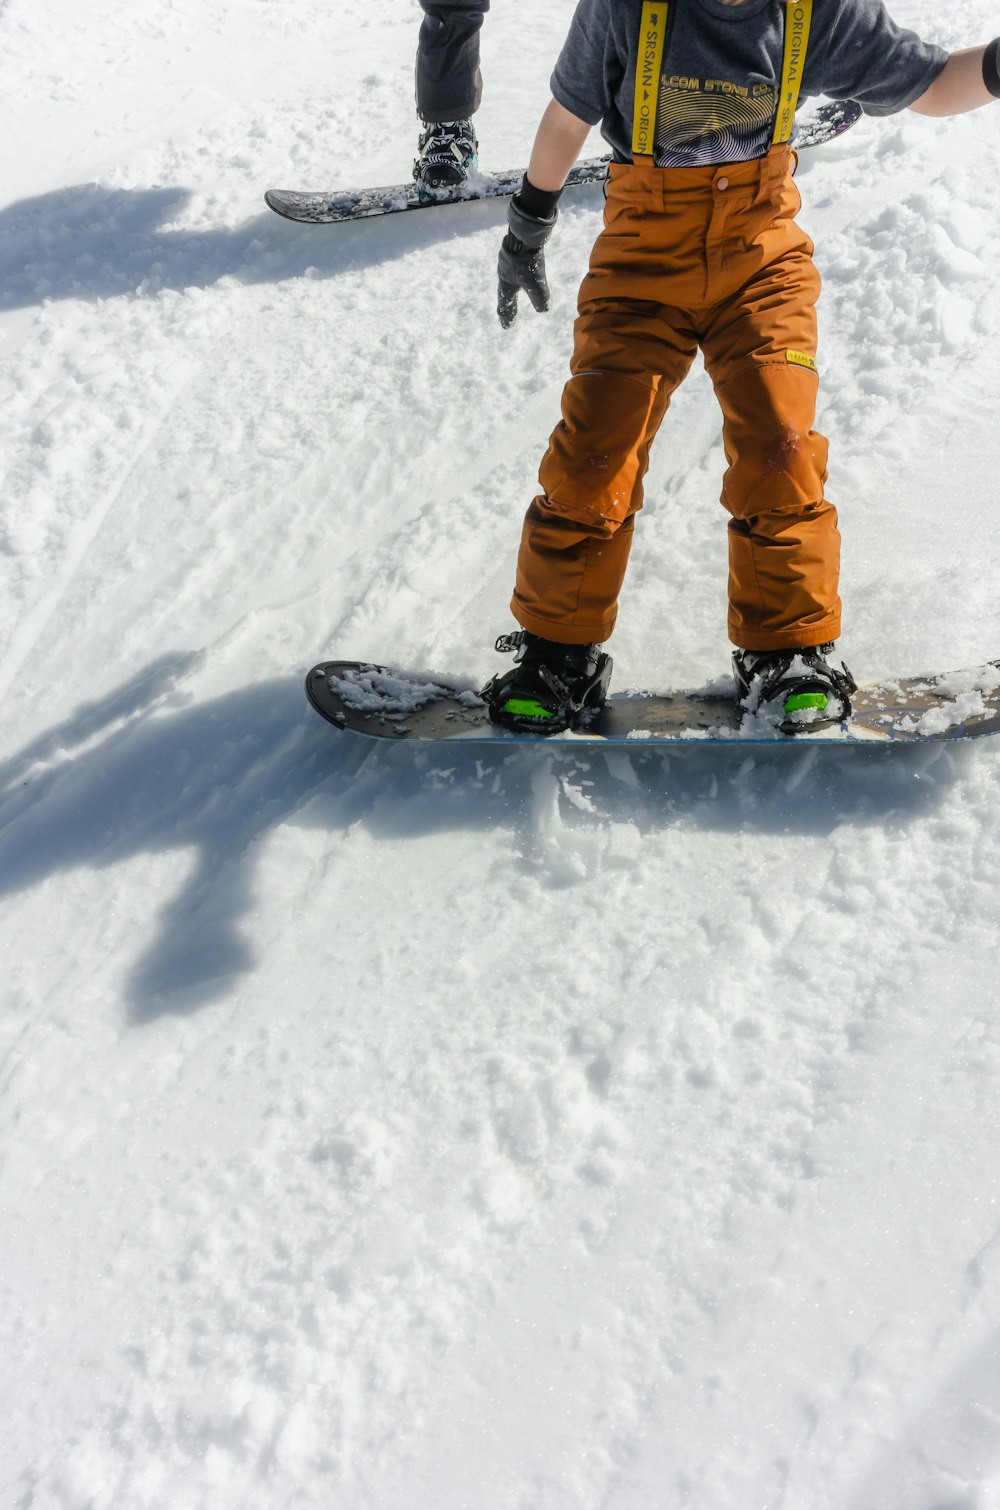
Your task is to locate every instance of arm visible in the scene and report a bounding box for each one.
[909,43,1000,116]
[496,99,593,329]
[526,99,594,192]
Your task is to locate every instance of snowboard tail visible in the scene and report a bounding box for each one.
[266,100,863,226]
[305,659,1000,747]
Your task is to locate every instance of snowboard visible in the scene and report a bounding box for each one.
[305,658,1000,747]
[266,99,863,226]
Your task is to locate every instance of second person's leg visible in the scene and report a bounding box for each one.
[415,1,489,186]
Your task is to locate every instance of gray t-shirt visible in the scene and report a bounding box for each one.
[551,0,947,166]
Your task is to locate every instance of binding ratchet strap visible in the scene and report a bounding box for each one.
[632,2,670,158]
[772,0,813,144]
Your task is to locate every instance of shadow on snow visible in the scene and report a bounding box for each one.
[0,656,966,1021]
[0,180,559,311]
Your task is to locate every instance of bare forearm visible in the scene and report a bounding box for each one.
[526,99,593,192]
[909,46,998,116]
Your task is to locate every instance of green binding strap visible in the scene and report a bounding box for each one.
[783,692,828,714]
[502,698,557,720]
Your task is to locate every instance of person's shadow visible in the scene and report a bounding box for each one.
[0,179,535,311]
[0,654,361,1018]
[0,654,962,1023]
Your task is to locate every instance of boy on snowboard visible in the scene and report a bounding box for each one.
[482,0,1000,734]
[414,1,490,189]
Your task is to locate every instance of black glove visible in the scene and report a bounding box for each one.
[497,180,562,329]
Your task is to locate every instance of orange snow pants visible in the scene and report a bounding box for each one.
[511,144,841,650]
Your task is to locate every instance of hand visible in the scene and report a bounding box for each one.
[497,193,558,329]
[497,235,551,328]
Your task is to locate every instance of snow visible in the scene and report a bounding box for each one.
[326,665,484,715]
[2,1,1000,1506]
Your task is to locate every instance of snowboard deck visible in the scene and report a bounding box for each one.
[266,100,863,225]
[305,658,1000,747]
[266,155,608,226]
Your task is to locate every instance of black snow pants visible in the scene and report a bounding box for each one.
[416,1,490,121]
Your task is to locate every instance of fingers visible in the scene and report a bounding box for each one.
[496,257,550,328]
[498,283,518,328]
[524,269,551,314]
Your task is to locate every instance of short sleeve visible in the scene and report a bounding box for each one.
[816,0,947,116]
[550,0,616,125]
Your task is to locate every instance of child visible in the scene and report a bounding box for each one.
[482,1,1000,734]
[414,1,490,188]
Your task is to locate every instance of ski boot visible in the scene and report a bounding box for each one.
[413,119,478,191]
[733,642,857,734]
[481,631,613,735]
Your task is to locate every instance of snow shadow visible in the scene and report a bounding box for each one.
[314,734,966,889]
[842,1323,1000,1510]
[0,659,971,1020]
[0,179,547,311]
[0,662,359,1018]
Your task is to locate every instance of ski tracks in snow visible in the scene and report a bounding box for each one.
[4,0,1000,1506]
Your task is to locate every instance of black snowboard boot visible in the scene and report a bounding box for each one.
[413,119,478,190]
[733,642,857,734]
[481,632,613,735]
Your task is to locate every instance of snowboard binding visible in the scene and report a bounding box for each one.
[413,119,479,191]
[481,631,613,735]
[733,643,857,734]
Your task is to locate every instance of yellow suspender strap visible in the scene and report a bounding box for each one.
[772,0,813,144]
[632,2,670,158]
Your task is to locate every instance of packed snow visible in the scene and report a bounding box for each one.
[2,1,1000,1507]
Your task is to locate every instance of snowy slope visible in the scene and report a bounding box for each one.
[2,2,1000,1507]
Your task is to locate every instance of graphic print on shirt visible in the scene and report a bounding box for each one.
[655,76,778,164]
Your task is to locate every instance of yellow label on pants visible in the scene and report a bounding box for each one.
[786,348,818,374]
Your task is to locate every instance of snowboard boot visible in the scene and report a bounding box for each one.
[481,631,613,735]
[733,642,857,734]
[413,119,478,190]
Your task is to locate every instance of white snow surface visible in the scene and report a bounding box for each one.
[3,2,1000,1507]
